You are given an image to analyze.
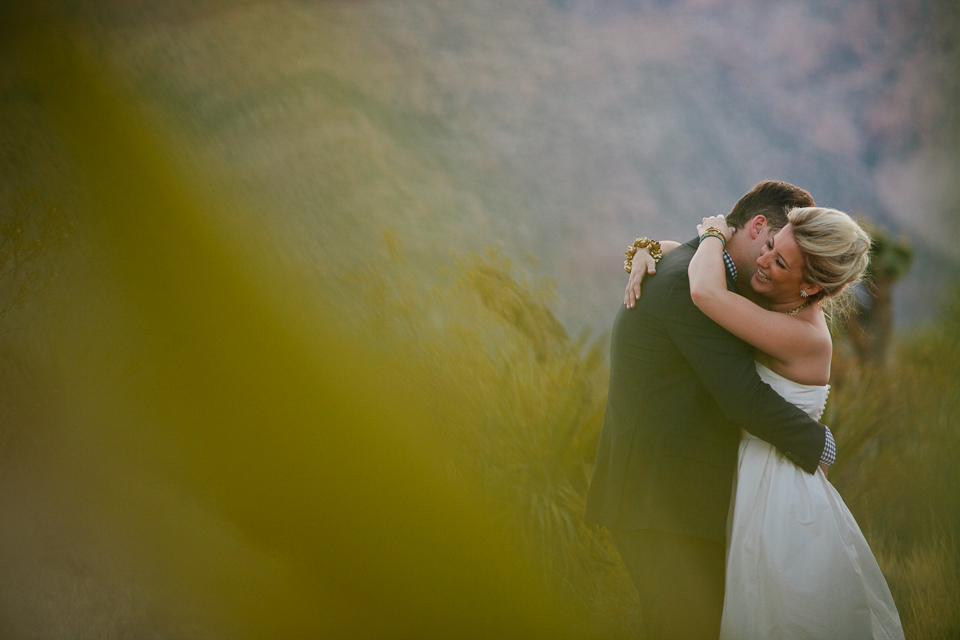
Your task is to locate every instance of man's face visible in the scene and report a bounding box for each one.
[732,219,777,288]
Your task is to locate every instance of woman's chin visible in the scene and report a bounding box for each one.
[750,275,779,300]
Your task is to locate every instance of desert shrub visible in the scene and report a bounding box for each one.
[343,235,640,635]
[811,285,960,638]
[348,235,960,638]
[873,533,960,640]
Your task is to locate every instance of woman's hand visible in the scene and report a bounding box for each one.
[696,215,735,242]
[624,249,658,308]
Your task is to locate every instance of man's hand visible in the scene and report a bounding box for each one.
[624,250,658,309]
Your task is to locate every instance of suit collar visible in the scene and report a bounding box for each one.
[684,236,740,292]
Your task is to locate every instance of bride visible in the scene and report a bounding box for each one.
[630,207,904,639]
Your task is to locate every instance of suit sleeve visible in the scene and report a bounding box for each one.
[663,272,826,474]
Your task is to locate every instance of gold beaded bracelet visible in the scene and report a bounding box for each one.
[624,237,663,274]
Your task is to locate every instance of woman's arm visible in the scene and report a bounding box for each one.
[688,217,829,368]
[624,240,680,308]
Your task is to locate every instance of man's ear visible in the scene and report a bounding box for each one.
[749,214,768,240]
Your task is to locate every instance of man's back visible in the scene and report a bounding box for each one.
[585,240,826,543]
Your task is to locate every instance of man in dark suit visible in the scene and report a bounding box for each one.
[584,181,835,639]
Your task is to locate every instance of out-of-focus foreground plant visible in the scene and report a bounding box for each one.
[0,188,69,321]
[2,6,958,640]
[344,238,638,636]
[2,12,580,640]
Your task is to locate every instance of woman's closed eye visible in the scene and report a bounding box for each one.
[765,240,788,270]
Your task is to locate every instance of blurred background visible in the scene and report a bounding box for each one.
[1,0,959,638]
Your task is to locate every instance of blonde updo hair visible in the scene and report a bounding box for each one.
[787,207,871,317]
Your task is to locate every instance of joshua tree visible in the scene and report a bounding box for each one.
[846,220,913,365]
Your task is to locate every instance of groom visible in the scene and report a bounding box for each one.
[584,181,835,639]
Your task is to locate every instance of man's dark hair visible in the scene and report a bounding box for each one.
[726,181,815,231]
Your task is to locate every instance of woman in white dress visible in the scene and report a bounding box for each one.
[628,206,904,638]
[689,207,904,639]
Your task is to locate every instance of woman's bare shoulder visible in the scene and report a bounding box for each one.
[770,305,833,384]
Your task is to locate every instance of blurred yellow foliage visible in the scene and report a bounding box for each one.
[2,6,959,640]
[6,14,577,639]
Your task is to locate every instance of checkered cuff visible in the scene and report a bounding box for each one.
[820,426,837,466]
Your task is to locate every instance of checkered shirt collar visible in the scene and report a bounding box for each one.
[722,250,737,281]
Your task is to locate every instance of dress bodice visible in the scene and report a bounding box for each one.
[754,361,830,421]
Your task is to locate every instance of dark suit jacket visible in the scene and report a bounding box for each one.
[584,239,827,543]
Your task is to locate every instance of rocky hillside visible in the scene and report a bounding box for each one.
[6,0,959,330]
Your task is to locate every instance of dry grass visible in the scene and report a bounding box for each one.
[826,286,960,638]
[2,2,957,632]
[0,204,955,635]
[347,239,960,638]
[875,534,960,640]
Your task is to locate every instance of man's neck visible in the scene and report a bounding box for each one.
[726,233,768,307]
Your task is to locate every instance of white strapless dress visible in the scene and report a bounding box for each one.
[719,362,904,640]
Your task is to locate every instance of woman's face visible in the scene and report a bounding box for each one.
[751,224,811,302]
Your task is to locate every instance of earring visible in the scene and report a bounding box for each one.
[800,290,809,298]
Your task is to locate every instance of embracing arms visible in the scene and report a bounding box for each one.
[659,258,829,474]
[624,241,680,307]
[688,216,832,385]
[623,234,835,472]
[624,220,831,382]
